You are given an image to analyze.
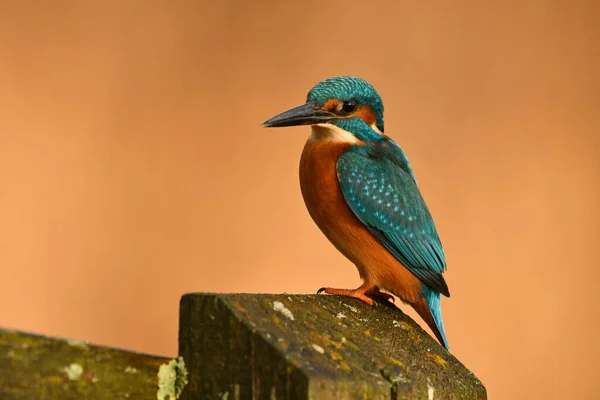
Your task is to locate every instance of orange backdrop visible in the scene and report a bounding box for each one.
[0,2,598,399]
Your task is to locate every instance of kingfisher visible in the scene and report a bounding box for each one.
[263,76,450,349]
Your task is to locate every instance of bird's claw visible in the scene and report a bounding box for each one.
[314,286,376,306]
[317,285,395,306]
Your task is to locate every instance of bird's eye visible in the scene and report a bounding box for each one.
[341,99,358,114]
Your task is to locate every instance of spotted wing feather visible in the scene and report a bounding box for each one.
[336,140,449,296]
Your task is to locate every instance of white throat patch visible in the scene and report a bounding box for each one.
[370,123,383,135]
[308,123,359,143]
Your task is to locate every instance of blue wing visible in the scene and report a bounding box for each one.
[336,139,449,296]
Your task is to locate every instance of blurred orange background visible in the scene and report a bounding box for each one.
[0,1,598,399]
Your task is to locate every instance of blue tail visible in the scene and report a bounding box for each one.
[414,285,449,349]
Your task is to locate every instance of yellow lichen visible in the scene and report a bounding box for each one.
[329,350,343,361]
[338,361,352,371]
[45,375,63,385]
[395,321,423,344]
[427,353,448,368]
[398,321,412,330]
[342,339,359,350]
[386,356,406,369]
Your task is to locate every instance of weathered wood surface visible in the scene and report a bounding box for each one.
[179,293,486,400]
[0,328,173,399]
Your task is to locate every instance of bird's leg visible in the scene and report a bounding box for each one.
[317,282,393,306]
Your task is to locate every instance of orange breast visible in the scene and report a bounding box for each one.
[299,138,422,302]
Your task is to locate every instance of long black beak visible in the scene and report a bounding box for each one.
[262,101,336,128]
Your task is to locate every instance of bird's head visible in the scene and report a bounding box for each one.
[263,76,385,143]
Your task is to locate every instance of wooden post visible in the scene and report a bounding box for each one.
[0,328,172,399]
[179,293,486,399]
[0,293,486,399]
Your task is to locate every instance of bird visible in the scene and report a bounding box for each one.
[262,76,450,349]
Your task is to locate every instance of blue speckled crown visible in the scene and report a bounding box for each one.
[306,76,384,133]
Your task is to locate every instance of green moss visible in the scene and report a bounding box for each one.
[0,329,169,400]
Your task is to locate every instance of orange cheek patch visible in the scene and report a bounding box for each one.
[352,105,377,126]
[321,99,341,112]
[319,102,380,132]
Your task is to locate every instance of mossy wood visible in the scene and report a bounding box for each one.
[0,328,169,399]
[179,293,486,400]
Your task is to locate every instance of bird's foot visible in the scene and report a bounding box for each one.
[317,283,394,306]
[317,286,376,306]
